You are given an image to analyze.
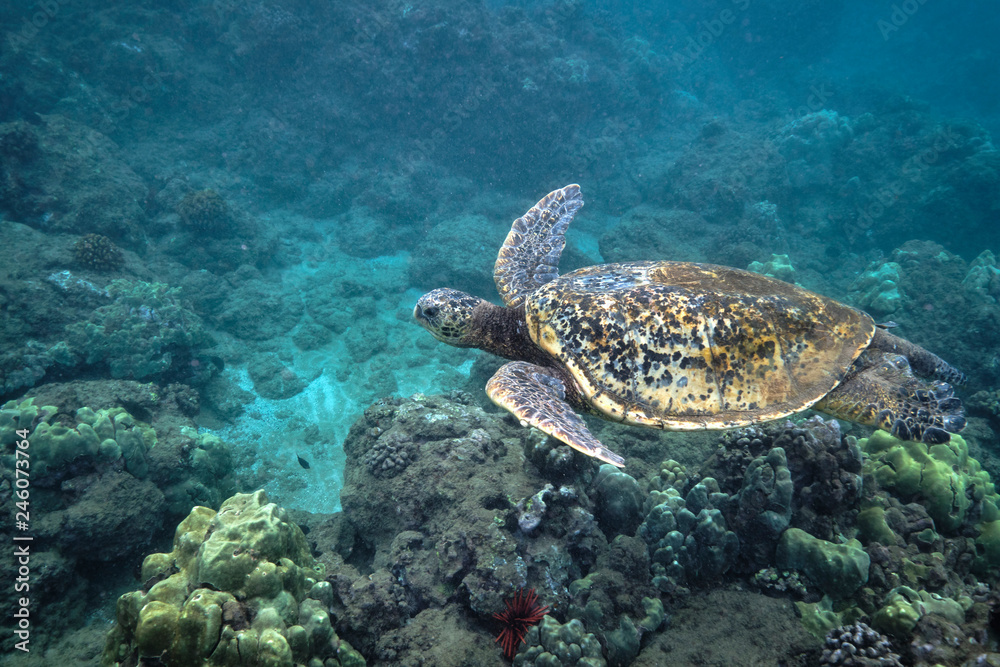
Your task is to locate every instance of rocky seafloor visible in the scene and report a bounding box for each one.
[3,387,1000,666]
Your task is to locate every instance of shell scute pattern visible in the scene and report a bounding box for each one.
[526,261,875,429]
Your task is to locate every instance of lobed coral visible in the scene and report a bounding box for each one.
[748,253,796,282]
[513,615,606,667]
[639,471,739,594]
[102,490,365,667]
[0,340,72,399]
[848,262,903,315]
[776,528,870,600]
[871,586,968,639]
[590,465,643,538]
[732,446,793,571]
[778,110,853,188]
[779,110,854,161]
[0,397,155,478]
[963,249,1000,303]
[861,431,998,535]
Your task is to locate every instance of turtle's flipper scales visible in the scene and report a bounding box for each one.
[487,361,625,467]
[494,185,582,308]
[816,353,966,442]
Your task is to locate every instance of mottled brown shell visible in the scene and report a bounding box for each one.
[525,261,876,429]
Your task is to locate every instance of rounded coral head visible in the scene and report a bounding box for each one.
[413,288,484,347]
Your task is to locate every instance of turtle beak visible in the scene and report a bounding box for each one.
[413,304,431,330]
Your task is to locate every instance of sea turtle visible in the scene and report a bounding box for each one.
[413,185,966,467]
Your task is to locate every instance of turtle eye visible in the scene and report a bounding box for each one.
[423,306,439,318]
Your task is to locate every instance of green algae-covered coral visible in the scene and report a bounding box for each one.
[102,490,365,667]
[861,431,998,533]
[65,279,210,380]
[0,398,155,478]
[776,528,869,599]
[870,586,969,639]
[861,431,1000,576]
[160,426,235,515]
[514,615,606,667]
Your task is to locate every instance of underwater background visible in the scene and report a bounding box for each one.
[1,0,999,664]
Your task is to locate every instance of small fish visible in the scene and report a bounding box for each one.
[296,454,311,469]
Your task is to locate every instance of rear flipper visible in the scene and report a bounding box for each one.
[869,328,967,385]
[815,352,966,444]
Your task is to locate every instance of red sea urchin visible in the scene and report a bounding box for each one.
[493,588,549,660]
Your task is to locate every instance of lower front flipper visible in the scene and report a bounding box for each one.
[486,361,626,467]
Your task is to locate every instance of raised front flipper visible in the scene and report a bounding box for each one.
[494,185,583,308]
[815,352,966,444]
[486,361,625,467]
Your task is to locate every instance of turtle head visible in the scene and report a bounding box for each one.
[413,288,485,347]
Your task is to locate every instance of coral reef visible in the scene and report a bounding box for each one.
[247,354,308,400]
[177,189,232,235]
[1,398,155,478]
[328,393,672,663]
[363,430,417,478]
[861,431,998,537]
[409,212,497,295]
[779,110,853,189]
[776,528,870,599]
[871,586,968,638]
[0,115,147,242]
[74,233,125,271]
[963,250,1000,303]
[732,446,794,571]
[65,279,212,380]
[848,262,903,316]
[4,1,999,663]
[215,271,304,341]
[102,490,365,666]
[639,471,739,594]
[748,253,796,282]
[780,110,854,161]
[514,615,606,667]
[599,206,716,264]
[590,465,644,538]
[0,381,238,654]
[0,340,73,400]
[820,621,902,666]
